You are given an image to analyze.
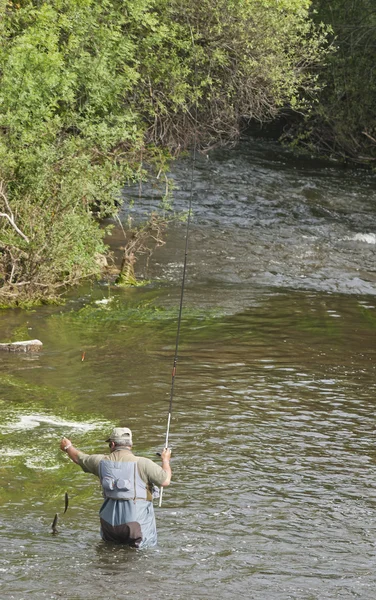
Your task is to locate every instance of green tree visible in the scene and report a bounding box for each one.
[135,0,329,148]
[0,0,329,306]
[297,0,376,161]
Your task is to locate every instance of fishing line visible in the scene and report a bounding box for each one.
[159,23,198,508]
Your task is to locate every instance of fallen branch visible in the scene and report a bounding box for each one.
[0,182,30,243]
[362,130,376,144]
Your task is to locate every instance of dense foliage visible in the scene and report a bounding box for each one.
[0,0,328,305]
[294,0,376,161]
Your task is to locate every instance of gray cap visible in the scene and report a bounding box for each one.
[106,427,132,444]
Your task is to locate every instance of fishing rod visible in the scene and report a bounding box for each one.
[159,163,195,507]
[159,128,197,510]
[158,22,198,508]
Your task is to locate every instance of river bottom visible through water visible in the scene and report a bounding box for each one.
[1,139,376,599]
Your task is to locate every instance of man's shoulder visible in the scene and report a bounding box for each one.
[136,455,153,466]
[76,452,107,475]
[136,456,167,486]
[77,451,107,462]
[136,455,162,472]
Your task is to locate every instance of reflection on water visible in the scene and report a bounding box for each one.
[1,139,376,599]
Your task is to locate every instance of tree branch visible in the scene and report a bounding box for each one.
[0,182,29,243]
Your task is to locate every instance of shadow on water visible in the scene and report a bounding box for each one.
[1,139,376,599]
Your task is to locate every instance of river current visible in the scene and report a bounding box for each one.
[1,139,376,599]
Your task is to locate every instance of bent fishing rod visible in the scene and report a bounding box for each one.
[159,24,198,508]
[159,143,196,508]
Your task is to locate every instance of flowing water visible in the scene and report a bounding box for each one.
[1,139,376,599]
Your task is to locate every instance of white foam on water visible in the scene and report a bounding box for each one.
[24,457,60,470]
[5,413,106,432]
[0,448,23,457]
[94,297,113,305]
[0,445,61,470]
[346,233,376,244]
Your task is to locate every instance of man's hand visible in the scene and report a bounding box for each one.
[161,447,171,461]
[60,437,72,452]
[60,437,80,464]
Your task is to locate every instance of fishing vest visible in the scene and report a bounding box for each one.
[99,460,148,501]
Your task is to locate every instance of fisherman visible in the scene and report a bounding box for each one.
[60,427,171,548]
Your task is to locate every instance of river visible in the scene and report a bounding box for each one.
[1,139,376,599]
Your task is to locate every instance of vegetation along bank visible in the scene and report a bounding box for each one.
[0,0,367,307]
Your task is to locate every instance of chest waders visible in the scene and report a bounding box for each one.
[99,460,158,547]
[99,460,148,501]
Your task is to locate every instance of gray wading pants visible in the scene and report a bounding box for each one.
[99,498,158,548]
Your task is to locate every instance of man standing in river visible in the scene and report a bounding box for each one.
[60,427,171,548]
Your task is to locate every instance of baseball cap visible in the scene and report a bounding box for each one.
[105,427,133,443]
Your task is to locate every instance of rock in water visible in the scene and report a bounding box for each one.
[0,339,43,352]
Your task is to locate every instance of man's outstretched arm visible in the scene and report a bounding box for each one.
[60,437,80,464]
